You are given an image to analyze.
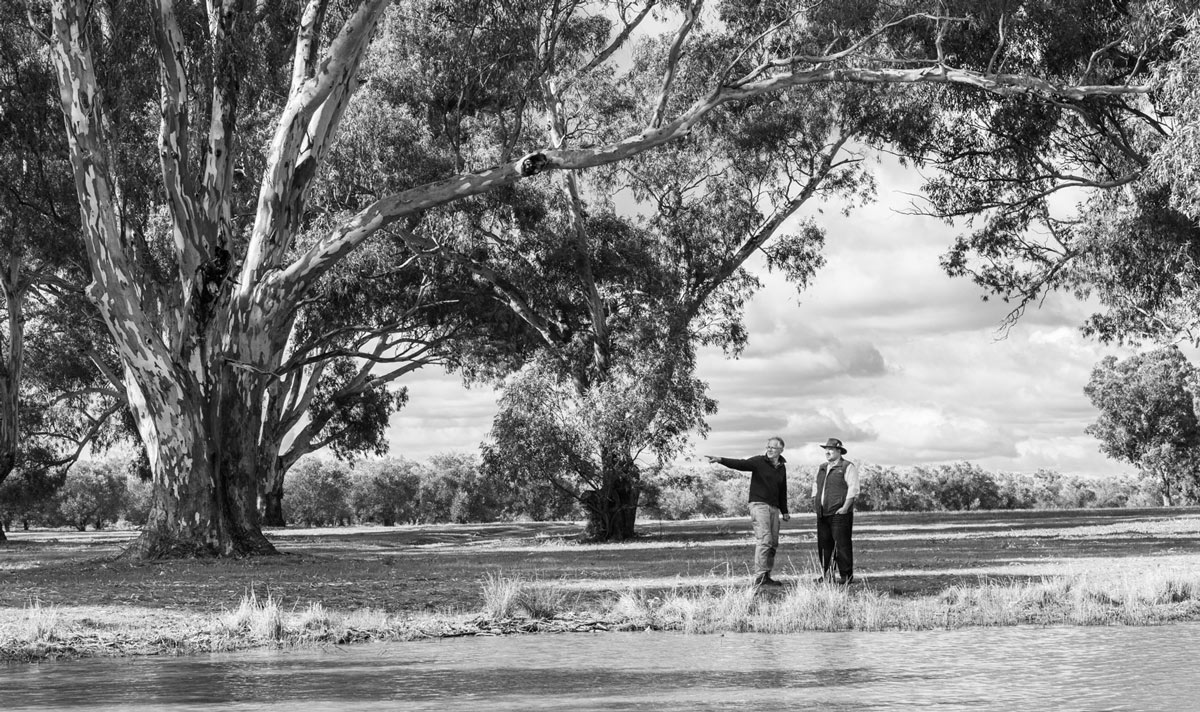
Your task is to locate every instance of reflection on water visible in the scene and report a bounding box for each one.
[4,624,1198,711]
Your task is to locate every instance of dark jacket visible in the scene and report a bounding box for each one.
[717,455,788,514]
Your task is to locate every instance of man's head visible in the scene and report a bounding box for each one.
[765,437,785,459]
[820,437,846,461]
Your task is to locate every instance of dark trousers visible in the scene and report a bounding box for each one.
[816,511,853,580]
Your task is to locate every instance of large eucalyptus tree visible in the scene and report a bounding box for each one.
[38,0,1151,557]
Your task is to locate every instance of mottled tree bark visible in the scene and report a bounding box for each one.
[45,0,384,557]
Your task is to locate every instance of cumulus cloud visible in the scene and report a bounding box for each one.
[691,161,1134,476]
[384,372,498,459]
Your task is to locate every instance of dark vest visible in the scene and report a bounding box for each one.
[815,459,853,515]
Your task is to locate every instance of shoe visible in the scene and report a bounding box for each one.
[839,575,856,585]
[814,573,833,584]
[754,574,784,587]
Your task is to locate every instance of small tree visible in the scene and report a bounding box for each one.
[860,466,939,512]
[349,458,422,526]
[931,462,1003,511]
[282,459,352,527]
[54,461,127,531]
[1085,347,1200,506]
[0,462,65,530]
[431,453,499,524]
[641,463,725,521]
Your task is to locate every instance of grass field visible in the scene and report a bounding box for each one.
[3,507,1199,661]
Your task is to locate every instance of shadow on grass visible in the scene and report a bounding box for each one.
[2,508,1198,616]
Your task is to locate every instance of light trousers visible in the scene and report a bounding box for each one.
[749,502,781,576]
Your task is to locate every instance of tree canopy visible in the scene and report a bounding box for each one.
[19,0,1165,555]
[918,1,1193,345]
[1084,346,1200,504]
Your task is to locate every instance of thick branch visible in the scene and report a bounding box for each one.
[240,0,388,295]
[273,60,1150,315]
[148,0,203,282]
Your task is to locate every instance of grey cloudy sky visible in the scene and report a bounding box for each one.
[384,157,1136,477]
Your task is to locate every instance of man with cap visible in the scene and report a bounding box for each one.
[812,437,860,584]
[705,436,790,587]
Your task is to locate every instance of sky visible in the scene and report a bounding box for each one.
[383,155,1138,478]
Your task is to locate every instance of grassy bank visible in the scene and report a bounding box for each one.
[5,567,1199,663]
[3,508,1200,663]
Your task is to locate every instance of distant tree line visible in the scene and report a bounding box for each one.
[0,459,150,532]
[641,461,1163,521]
[280,454,579,527]
[0,454,1172,534]
[0,452,581,532]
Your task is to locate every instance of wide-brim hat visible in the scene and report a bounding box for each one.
[820,437,847,454]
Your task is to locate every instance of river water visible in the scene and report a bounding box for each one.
[4,624,1198,711]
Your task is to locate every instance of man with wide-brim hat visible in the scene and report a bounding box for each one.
[811,437,860,584]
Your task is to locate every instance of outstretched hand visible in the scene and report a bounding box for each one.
[703,455,719,464]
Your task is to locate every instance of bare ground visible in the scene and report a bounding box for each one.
[4,507,1199,616]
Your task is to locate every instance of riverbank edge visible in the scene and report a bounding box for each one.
[6,575,1200,665]
[0,610,617,665]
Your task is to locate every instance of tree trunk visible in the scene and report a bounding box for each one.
[257,392,291,528]
[583,449,640,541]
[1160,471,1174,507]
[0,381,18,488]
[120,361,278,559]
[261,486,286,527]
[0,277,25,495]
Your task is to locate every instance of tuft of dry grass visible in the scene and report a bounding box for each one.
[217,593,396,647]
[296,601,333,633]
[480,572,524,619]
[5,601,64,644]
[479,572,569,620]
[222,591,285,642]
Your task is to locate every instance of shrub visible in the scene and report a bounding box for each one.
[283,458,352,526]
[0,466,64,530]
[415,453,510,523]
[642,464,726,520]
[715,477,750,517]
[54,461,128,530]
[930,462,1003,511]
[349,458,421,526]
[857,465,937,512]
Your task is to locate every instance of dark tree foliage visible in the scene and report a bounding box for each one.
[906,2,1190,342]
[0,7,137,543]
